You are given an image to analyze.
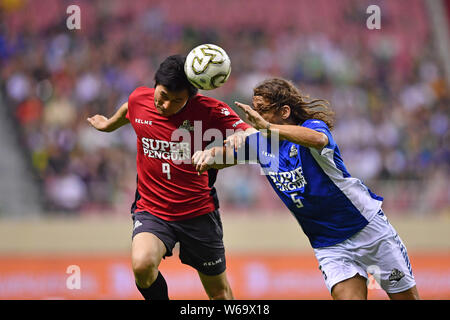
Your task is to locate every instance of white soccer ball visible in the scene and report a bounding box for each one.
[184,44,231,90]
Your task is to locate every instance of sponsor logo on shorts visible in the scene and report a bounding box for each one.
[133,220,143,231]
[203,258,223,267]
[389,268,405,282]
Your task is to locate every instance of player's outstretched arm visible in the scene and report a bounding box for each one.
[224,127,258,152]
[234,101,328,150]
[192,146,237,174]
[87,102,130,132]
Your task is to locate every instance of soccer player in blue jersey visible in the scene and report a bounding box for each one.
[192,78,420,300]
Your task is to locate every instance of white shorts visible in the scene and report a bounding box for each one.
[313,210,416,294]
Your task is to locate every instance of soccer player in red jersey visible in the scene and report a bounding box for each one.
[87,55,253,300]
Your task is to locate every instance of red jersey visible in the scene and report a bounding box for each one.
[126,87,251,221]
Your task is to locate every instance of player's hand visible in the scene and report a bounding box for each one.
[235,101,270,131]
[224,129,246,152]
[192,149,215,174]
[87,115,110,132]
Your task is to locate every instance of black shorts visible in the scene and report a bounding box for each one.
[131,210,226,276]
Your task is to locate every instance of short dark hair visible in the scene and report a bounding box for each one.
[154,55,198,97]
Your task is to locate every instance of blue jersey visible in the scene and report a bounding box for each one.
[237,119,383,248]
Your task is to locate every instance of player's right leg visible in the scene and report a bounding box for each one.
[131,232,166,288]
[314,238,369,300]
[131,211,177,300]
[198,270,234,300]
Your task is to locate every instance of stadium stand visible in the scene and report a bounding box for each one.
[0,0,448,215]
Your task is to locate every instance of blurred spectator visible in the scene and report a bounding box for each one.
[0,0,448,215]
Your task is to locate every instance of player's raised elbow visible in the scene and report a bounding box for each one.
[313,132,328,149]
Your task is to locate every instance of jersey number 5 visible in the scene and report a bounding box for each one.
[290,192,304,208]
[162,163,171,180]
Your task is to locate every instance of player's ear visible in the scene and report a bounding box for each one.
[280,105,291,120]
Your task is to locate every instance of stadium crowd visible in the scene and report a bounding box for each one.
[0,0,448,215]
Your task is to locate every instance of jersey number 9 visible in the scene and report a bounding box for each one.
[162,163,171,180]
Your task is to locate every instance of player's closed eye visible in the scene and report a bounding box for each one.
[254,105,271,114]
[253,104,264,112]
[161,92,183,104]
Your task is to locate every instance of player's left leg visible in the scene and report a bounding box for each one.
[353,210,419,299]
[198,270,234,300]
[174,209,233,299]
[387,285,420,300]
[331,274,368,300]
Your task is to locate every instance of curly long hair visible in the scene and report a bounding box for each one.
[253,78,335,130]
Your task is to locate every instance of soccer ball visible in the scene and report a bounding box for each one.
[184,44,231,90]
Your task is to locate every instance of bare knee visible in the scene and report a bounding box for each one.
[132,251,159,276]
[131,233,166,288]
[132,252,160,287]
[331,274,368,300]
